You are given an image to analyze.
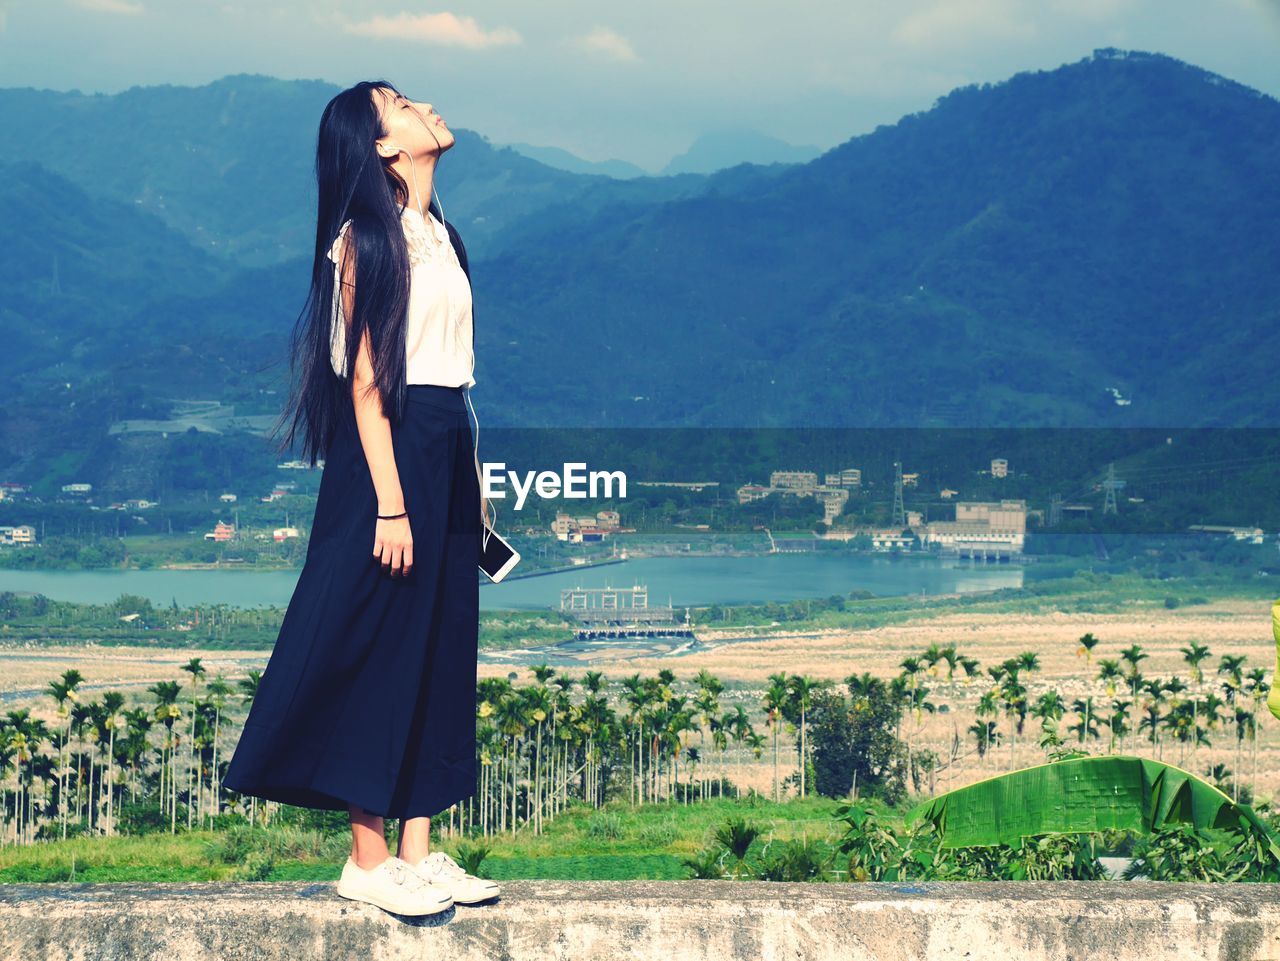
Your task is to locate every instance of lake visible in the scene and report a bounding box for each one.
[0,553,1021,610]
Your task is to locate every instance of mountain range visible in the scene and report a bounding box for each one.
[1,47,1278,495]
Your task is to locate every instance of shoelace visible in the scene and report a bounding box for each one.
[384,858,426,889]
[424,852,467,877]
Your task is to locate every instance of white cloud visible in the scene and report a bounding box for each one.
[1046,0,1137,20]
[568,25,640,63]
[342,11,521,49]
[892,0,1036,49]
[70,0,144,13]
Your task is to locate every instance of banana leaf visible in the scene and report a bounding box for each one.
[904,754,1280,860]
[1268,597,1280,721]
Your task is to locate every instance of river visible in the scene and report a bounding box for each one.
[0,553,1020,610]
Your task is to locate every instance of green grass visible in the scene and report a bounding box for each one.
[0,795,846,884]
[0,833,244,883]
[480,854,687,880]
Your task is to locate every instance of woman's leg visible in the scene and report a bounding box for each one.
[396,815,432,863]
[349,803,391,869]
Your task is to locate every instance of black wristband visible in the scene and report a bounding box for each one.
[377,511,408,520]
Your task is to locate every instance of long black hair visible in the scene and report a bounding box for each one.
[273,79,444,465]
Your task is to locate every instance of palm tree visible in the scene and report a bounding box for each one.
[1231,706,1254,803]
[1180,641,1211,756]
[997,663,1027,771]
[763,674,789,802]
[1137,678,1168,759]
[724,705,752,798]
[744,729,766,792]
[693,670,723,799]
[69,700,92,831]
[524,670,553,835]
[969,720,1000,760]
[148,680,182,832]
[920,645,946,687]
[1016,651,1041,675]
[666,703,696,802]
[1067,697,1099,745]
[494,688,529,832]
[1106,699,1131,753]
[1245,667,1268,793]
[938,645,961,694]
[180,658,205,829]
[974,689,1001,763]
[786,675,822,798]
[1217,654,1247,798]
[476,677,507,833]
[1097,659,1123,698]
[651,670,677,802]
[233,670,261,823]
[205,675,233,823]
[577,680,613,809]
[1032,690,1066,736]
[46,669,83,840]
[620,674,646,805]
[1163,696,1201,764]
[1119,645,1148,752]
[0,733,15,844]
[101,691,125,835]
[5,710,50,844]
[1076,632,1100,663]
[120,707,153,805]
[549,674,576,823]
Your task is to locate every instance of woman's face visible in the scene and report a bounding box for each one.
[373,86,455,158]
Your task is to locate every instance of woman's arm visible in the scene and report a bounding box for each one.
[337,232,413,577]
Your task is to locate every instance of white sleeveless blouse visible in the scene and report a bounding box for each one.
[326,206,476,388]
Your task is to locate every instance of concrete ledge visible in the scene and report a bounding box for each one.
[3,879,1280,961]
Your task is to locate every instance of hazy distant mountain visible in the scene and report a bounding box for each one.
[501,141,649,179]
[660,127,825,175]
[0,75,697,266]
[3,48,1279,493]
[474,49,1280,428]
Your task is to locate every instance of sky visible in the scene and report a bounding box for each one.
[1,0,1278,172]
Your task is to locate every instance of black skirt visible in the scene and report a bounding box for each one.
[223,384,480,819]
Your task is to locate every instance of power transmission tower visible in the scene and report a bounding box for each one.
[892,459,906,528]
[1102,463,1125,515]
[1049,493,1063,527]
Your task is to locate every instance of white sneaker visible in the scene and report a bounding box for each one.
[335,855,454,916]
[406,851,501,904]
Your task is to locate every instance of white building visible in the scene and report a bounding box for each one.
[1188,525,1265,545]
[0,525,36,545]
[770,471,819,492]
[815,487,849,523]
[925,499,1027,553]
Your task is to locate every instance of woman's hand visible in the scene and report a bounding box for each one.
[374,515,413,577]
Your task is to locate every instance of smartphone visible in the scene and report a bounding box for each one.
[479,520,520,583]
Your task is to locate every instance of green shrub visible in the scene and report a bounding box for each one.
[636,818,679,847]
[587,811,623,840]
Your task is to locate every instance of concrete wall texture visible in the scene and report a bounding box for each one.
[3,879,1280,960]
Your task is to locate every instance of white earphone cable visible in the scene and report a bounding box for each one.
[402,138,490,548]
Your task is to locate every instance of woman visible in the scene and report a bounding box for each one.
[222,80,499,917]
